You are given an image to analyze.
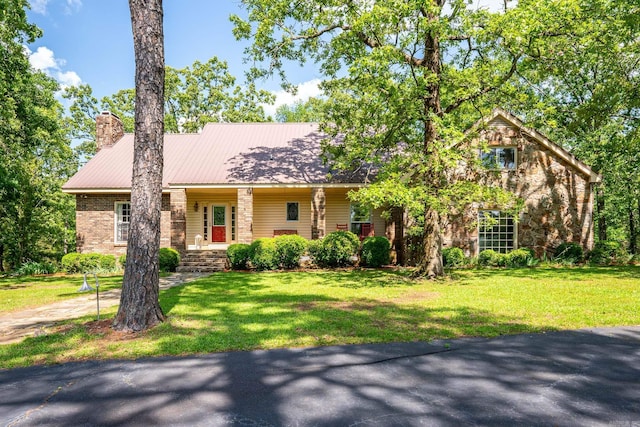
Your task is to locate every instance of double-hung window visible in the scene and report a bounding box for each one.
[350,203,371,236]
[115,202,131,243]
[480,147,516,170]
[478,210,515,253]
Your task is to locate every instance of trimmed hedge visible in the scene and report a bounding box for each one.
[360,236,391,268]
[249,238,279,271]
[504,248,535,267]
[275,234,308,269]
[442,247,465,268]
[61,253,117,273]
[478,249,501,267]
[227,243,251,270]
[159,247,181,272]
[311,231,360,268]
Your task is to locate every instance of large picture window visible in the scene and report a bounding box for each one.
[478,210,515,253]
[115,202,131,243]
[350,203,371,236]
[480,147,516,170]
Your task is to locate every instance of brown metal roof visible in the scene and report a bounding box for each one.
[63,123,363,191]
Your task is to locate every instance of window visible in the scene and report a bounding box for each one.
[286,202,299,221]
[231,206,236,241]
[350,203,371,236]
[480,147,516,170]
[115,202,131,243]
[478,210,515,253]
[203,206,208,240]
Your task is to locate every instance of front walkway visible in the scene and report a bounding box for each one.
[0,273,206,345]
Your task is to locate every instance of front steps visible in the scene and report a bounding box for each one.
[176,250,227,273]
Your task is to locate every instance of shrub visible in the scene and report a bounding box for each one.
[442,247,465,268]
[588,240,629,265]
[227,243,251,270]
[249,238,279,270]
[275,235,308,269]
[505,248,536,267]
[478,249,500,267]
[15,261,57,276]
[118,254,127,269]
[159,247,181,272]
[307,239,323,260]
[360,236,391,268]
[61,253,116,273]
[311,231,360,268]
[554,242,584,264]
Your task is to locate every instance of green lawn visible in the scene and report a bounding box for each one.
[0,274,124,313]
[1,266,639,369]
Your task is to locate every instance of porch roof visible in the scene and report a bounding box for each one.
[63,123,366,192]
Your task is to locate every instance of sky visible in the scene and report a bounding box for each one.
[26,0,324,116]
[26,0,508,117]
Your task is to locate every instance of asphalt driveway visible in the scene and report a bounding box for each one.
[2,326,639,426]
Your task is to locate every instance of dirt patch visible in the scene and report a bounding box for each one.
[387,290,439,304]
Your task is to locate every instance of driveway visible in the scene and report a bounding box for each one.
[1,326,639,426]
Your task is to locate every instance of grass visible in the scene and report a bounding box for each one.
[0,274,124,313]
[1,266,639,369]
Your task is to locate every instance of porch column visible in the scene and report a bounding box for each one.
[237,187,253,243]
[170,188,187,251]
[311,187,326,239]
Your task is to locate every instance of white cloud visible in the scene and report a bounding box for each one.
[27,46,83,89]
[30,0,50,14]
[263,79,323,117]
[64,0,82,15]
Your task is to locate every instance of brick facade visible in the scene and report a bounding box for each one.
[237,187,254,244]
[95,112,124,152]
[76,193,171,256]
[443,122,595,257]
[311,187,326,239]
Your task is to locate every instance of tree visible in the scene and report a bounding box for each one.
[0,0,75,270]
[233,0,581,277]
[113,0,166,331]
[275,97,326,122]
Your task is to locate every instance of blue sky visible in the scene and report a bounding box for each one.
[26,0,323,115]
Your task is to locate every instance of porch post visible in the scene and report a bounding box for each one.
[170,188,187,251]
[237,187,253,243]
[311,187,326,239]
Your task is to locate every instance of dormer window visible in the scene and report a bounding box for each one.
[480,147,516,170]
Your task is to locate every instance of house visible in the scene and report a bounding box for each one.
[62,109,599,267]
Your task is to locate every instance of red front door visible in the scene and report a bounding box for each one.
[211,206,226,243]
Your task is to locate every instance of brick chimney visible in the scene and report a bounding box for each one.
[95,111,124,152]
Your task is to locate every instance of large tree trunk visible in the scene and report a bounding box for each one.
[415,5,445,278]
[113,0,166,332]
[630,198,638,255]
[596,185,607,242]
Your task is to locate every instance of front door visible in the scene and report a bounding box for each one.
[212,205,226,242]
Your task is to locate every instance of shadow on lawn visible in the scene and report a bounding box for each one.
[450,265,640,282]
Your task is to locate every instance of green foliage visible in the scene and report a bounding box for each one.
[249,238,279,271]
[554,242,584,264]
[588,241,629,266]
[275,97,326,122]
[505,248,536,268]
[159,248,181,272]
[61,253,117,274]
[227,243,251,270]
[118,254,127,269]
[478,250,501,267]
[311,231,360,268]
[15,261,58,276]
[275,235,308,269]
[360,236,391,268]
[442,247,465,268]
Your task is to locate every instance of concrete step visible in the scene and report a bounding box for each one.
[177,250,228,272]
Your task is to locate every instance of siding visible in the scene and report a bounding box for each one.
[253,188,312,239]
[325,188,386,238]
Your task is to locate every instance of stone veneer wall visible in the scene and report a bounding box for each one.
[75,193,171,255]
[237,188,254,244]
[170,188,187,251]
[311,187,326,239]
[443,122,594,257]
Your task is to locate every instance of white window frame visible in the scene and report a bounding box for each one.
[350,203,372,235]
[478,210,516,254]
[286,201,299,222]
[480,146,517,170]
[114,201,131,244]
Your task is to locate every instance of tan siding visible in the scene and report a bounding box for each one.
[325,188,351,233]
[185,190,237,244]
[253,188,312,239]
